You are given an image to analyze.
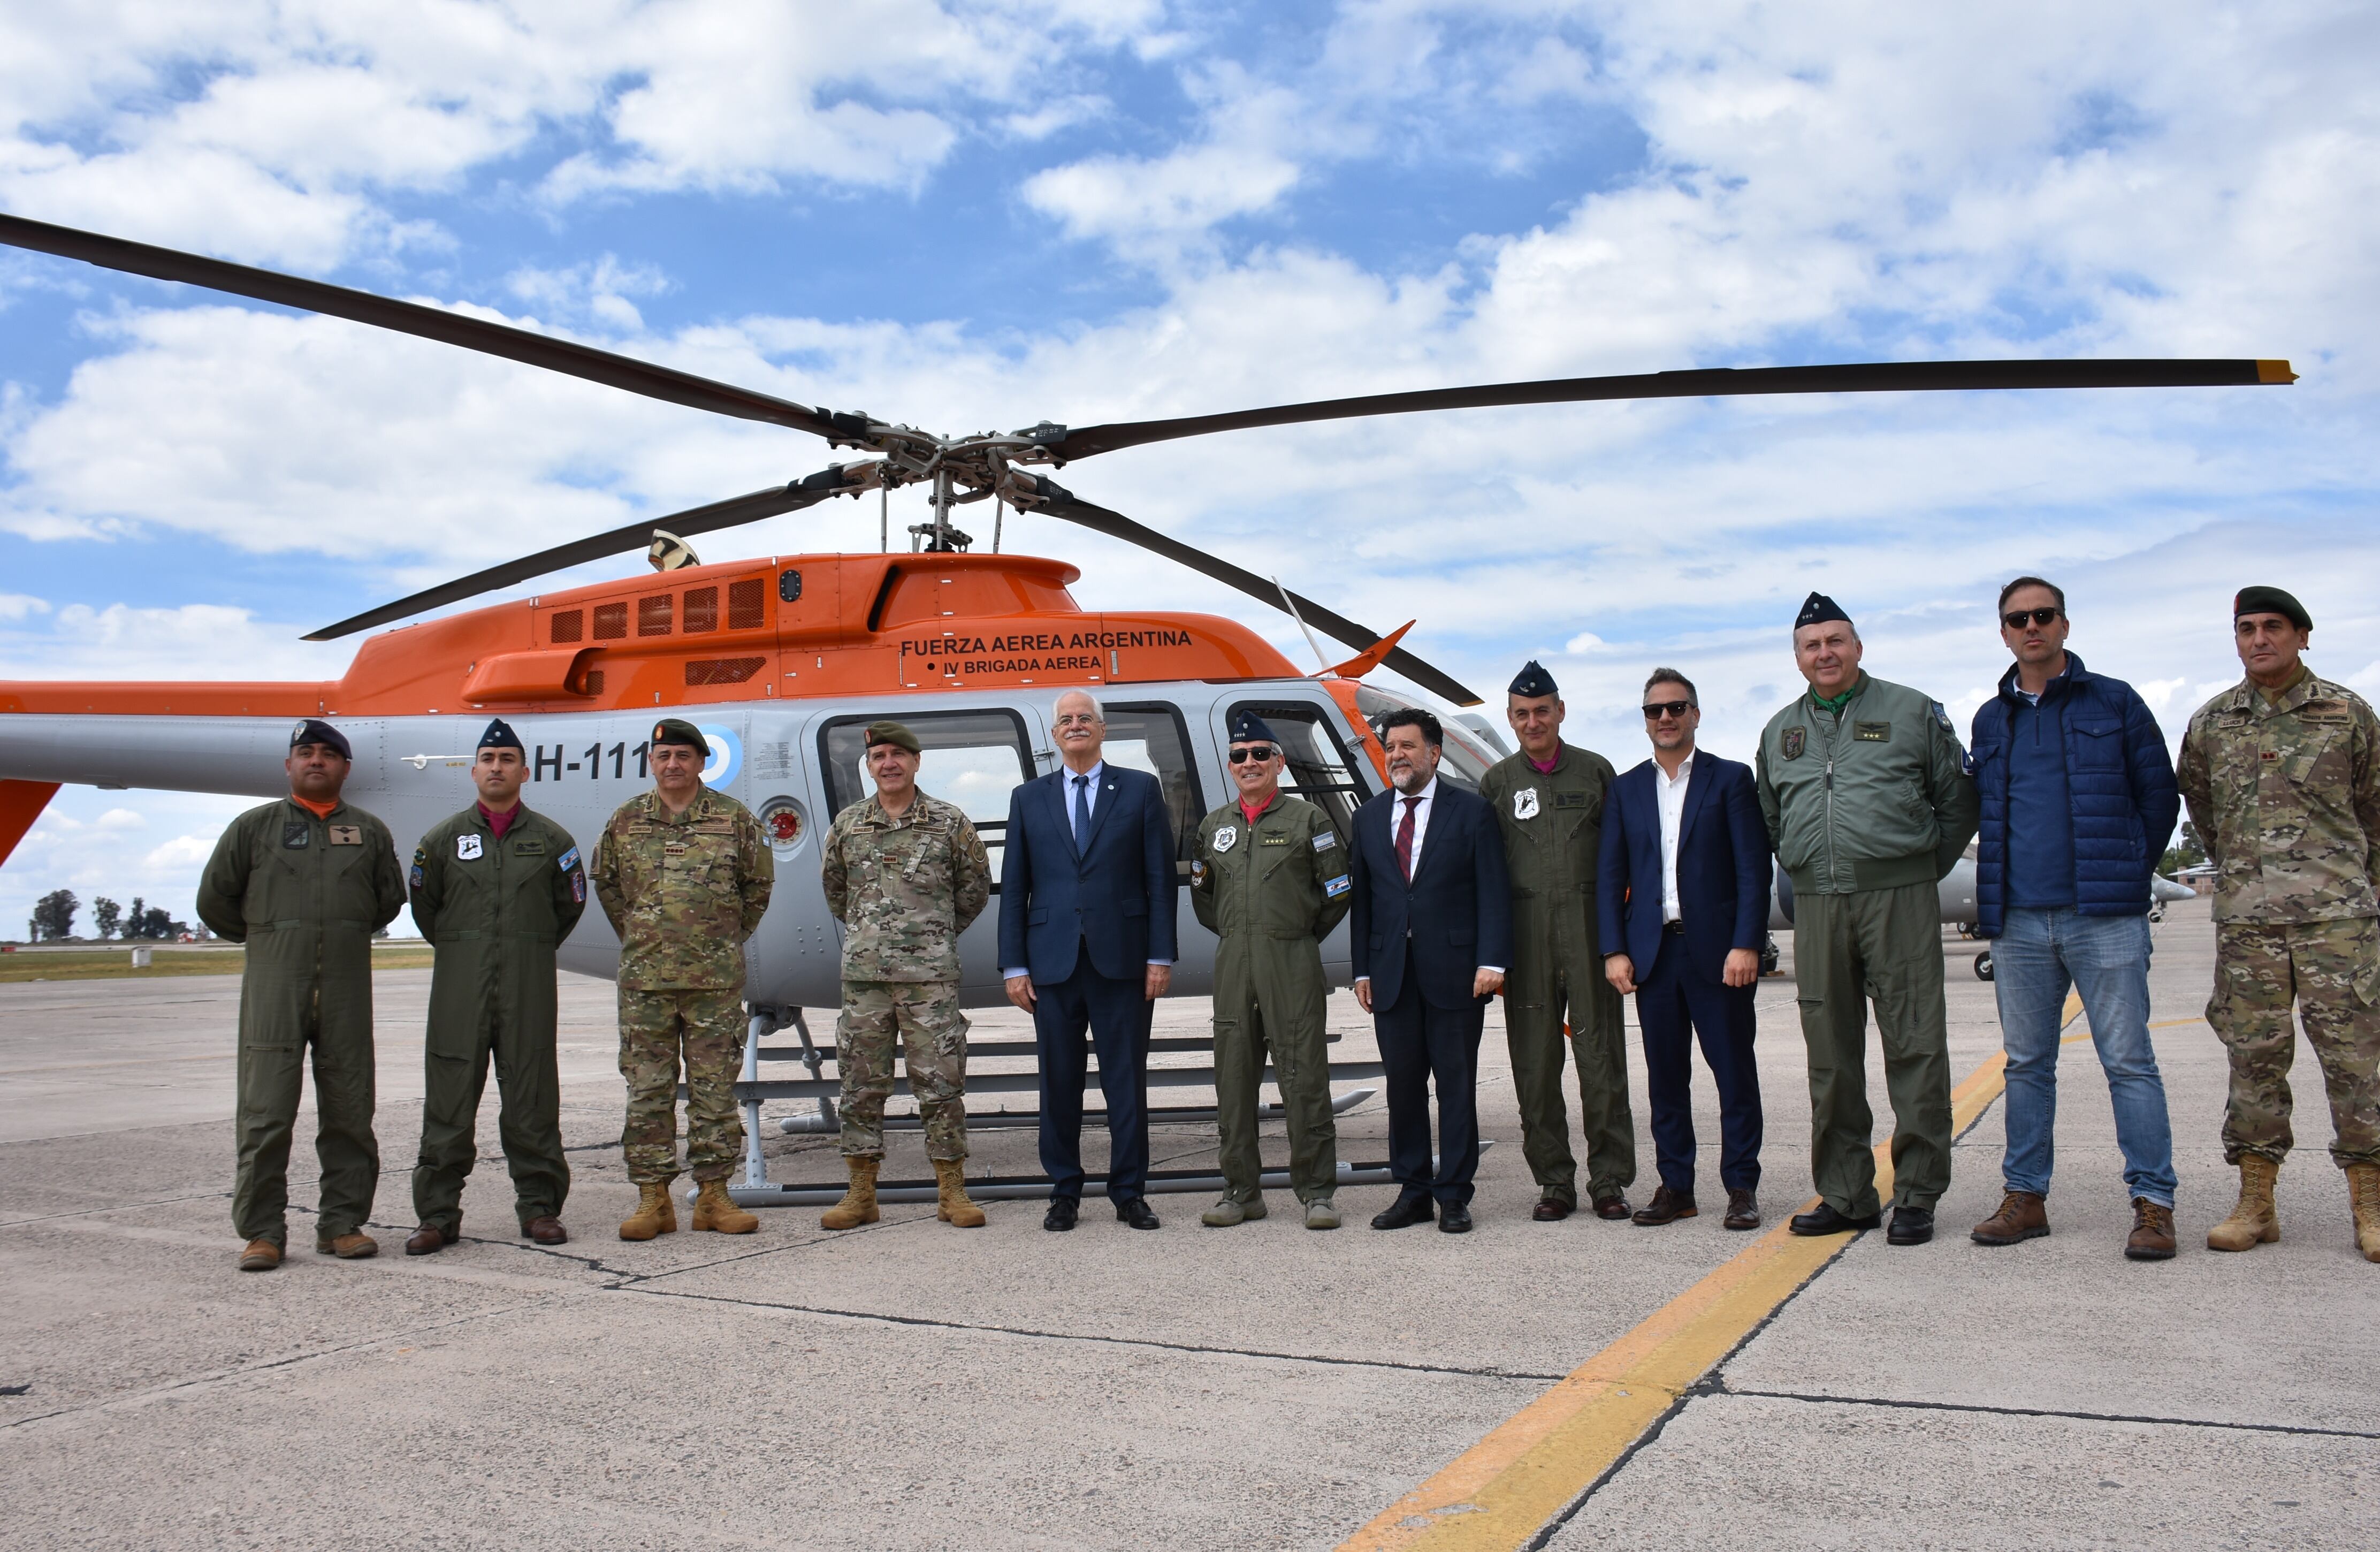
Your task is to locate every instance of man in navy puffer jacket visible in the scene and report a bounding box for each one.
[1967,576,2183,1260]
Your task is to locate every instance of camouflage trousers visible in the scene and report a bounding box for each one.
[619,987,746,1185]
[2209,918,2380,1168]
[838,979,970,1161]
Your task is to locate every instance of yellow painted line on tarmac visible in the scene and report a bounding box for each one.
[1338,1020,2035,1552]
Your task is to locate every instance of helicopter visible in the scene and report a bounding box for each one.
[0,212,2292,1205]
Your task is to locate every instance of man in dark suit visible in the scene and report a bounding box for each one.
[1352,707,1513,1234]
[1001,691,1179,1231]
[1598,668,1771,1230]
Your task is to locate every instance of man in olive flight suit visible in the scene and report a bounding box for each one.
[591,718,774,1242]
[1479,661,1637,1220]
[196,719,408,1272]
[2178,585,2380,1262]
[403,718,588,1254]
[1192,710,1356,1230]
[1758,593,1979,1246]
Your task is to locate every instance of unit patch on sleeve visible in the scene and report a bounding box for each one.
[1324,874,1352,897]
[557,847,580,873]
[1313,832,1337,851]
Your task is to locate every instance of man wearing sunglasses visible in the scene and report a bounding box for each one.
[1757,593,1978,1246]
[1598,671,1771,1231]
[1966,578,2181,1260]
[1190,711,1355,1229]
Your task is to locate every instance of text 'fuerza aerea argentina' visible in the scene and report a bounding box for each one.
[900,627,1195,676]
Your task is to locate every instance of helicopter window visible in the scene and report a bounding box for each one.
[1097,702,1205,876]
[592,603,628,641]
[637,594,673,636]
[820,710,1034,887]
[1354,686,1489,794]
[683,586,719,634]
[550,608,583,644]
[1229,701,1371,847]
[728,578,766,631]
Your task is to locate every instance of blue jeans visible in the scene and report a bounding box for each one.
[1992,908,2177,1207]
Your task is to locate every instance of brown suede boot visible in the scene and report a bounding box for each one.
[2207,1155,2280,1252]
[1970,1190,2049,1246]
[618,1180,678,1241]
[2347,1163,2380,1264]
[237,1238,281,1272]
[820,1157,881,1230]
[2124,1198,2177,1261]
[691,1179,758,1235]
[934,1158,986,1228]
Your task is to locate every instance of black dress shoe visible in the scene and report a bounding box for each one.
[1592,1193,1633,1220]
[1114,1197,1160,1231]
[1633,1185,1698,1226]
[1370,1195,1435,1230]
[1886,1205,1935,1245]
[1530,1197,1573,1222]
[1437,1203,1473,1234]
[1043,1197,1079,1233]
[1789,1201,1883,1236]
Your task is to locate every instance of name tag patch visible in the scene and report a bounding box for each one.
[328,825,362,846]
[1553,791,1589,809]
[514,838,546,856]
[1855,721,1892,742]
[457,834,483,861]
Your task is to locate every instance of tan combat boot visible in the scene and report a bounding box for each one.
[2206,1155,2280,1252]
[820,1157,881,1230]
[618,1180,678,1241]
[2347,1163,2380,1264]
[934,1158,986,1228]
[691,1179,758,1235]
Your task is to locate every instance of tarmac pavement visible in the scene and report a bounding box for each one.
[1,895,2372,1550]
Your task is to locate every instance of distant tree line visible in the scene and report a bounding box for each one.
[25,889,194,943]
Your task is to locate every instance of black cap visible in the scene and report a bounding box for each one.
[1795,591,1853,632]
[863,720,921,754]
[651,718,707,751]
[476,717,523,752]
[1508,660,1559,699]
[2233,585,2311,631]
[1227,710,1279,747]
[289,718,352,762]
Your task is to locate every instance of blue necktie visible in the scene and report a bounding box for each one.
[1072,774,1090,847]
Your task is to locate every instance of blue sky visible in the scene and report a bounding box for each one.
[3,0,2377,933]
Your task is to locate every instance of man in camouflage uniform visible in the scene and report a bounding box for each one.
[2178,586,2380,1262]
[590,718,773,1241]
[403,718,586,1254]
[1191,711,1355,1230]
[1479,660,1636,1220]
[816,720,993,1230]
[197,719,408,1272]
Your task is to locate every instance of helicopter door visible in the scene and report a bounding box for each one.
[815,707,1041,999]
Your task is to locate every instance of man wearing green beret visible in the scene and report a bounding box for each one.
[591,717,774,1241]
[2179,587,2380,1262]
[816,720,994,1230]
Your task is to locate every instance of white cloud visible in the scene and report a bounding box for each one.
[94,808,144,831]
[140,834,217,870]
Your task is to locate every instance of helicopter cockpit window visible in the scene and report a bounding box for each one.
[1355,684,1490,794]
[1228,701,1371,848]
[1095,702,1205,877]
[820,710,1034,889]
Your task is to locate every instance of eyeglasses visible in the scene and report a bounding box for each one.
[2003,607,2062,629]
[1227,745,1279,764]
[1641,701,1695,720]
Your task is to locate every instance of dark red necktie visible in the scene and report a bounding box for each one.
[1395,795,1420,881]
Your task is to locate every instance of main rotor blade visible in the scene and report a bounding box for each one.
[1026,484,1482,706]
[305,474,851,641]
[0,213,841,439]
[1045,357,2296,461]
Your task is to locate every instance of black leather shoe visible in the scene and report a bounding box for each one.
[1370,1195,1435,1230]
[1438,1203,1473,1234]
[1114,1197,1160,1231]
[1531,1197,1573,1222]
[1592,1193,1633,1220]
[1887,1205,1935,1245]
[1789,1201,1883,1236]
[1043,1197,1079,1233]
[1633,1185,1698,1226]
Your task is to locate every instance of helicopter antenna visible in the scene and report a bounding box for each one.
[879,483,888,553]
[993,494,1004,554]
[1273,575,1333,673]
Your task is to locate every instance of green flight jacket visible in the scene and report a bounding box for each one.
[1478,742,1618,973]
[1190,794,1353,944]
[1756,672,1979,896]
[409,804,588,1053]
[196,796,408,1046]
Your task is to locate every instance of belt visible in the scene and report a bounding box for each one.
[1663,920,1686,935]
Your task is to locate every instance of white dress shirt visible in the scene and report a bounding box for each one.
[1655,749,1695,924]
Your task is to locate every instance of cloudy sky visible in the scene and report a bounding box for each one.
[3,0,2375,935]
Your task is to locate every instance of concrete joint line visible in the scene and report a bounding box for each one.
[611,1284,1567,1382]
[1717,1383,2380,1442]
[1337,1045,2016,1552]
